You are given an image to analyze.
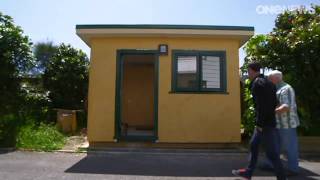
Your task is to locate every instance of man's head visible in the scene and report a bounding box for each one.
[268,70,283,85]
[247,62,261,80]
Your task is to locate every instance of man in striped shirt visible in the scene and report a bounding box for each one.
[264,70,300,175]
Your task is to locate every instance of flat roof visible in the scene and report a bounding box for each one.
[76,24,254,31]
[76,24,254,47]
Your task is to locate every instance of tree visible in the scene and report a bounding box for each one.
[0,11,34,147]
[242,5,320,135]
[0,11,34,116]
[32,41,58,74]
[43,43,89,110]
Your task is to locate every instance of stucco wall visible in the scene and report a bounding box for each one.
[87,37,241,143]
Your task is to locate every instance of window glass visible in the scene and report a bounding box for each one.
[201,56,220,89]
[176,56,197,89]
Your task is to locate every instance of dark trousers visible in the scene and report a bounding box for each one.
[247,127,286,180]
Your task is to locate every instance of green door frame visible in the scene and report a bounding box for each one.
[115,49,159,142]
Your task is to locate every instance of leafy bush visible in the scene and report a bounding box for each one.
[20,84,50,124]
[0,114,21,147]
[0,11,34,117]
[43,43,89,110]
[76,111,87,130]
[16,123,66,151]
[242,5,320,135]
[33,41,58,74]
[241,79,255,138]
[0,12,34,147]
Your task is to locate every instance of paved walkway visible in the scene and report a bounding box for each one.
[0,150,319,180]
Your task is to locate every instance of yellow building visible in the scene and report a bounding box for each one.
[76,25,254,146]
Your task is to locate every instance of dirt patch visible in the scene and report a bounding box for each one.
[61,135,88,152]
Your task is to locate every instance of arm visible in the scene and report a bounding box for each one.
[276,87,292,114]
[275,104,289,114]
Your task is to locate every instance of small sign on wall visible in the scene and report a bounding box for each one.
[158,44,168,55]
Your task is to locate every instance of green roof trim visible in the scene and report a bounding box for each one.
[76,24,254,31]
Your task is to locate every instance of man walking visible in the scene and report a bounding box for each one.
[259,70,300,176]
[232,62,286,180]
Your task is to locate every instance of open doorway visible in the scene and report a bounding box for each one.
[116,50,158,141]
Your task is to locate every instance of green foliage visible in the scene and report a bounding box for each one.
[0,12,34,74]
[43,43,89,110]
[76,111,87,130]
[0,11,34,116]
[1,12,89,149]
[241,79,255,137]
[242,5,320,135]
[0,114,21,147]
[241,34,269,72]
[16,123,66,151]
[0,11,34,147]
[33,41,58,74]
[20,87,50,125]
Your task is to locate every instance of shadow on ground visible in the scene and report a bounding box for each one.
[0,148,16,155]
[65,151,319,179]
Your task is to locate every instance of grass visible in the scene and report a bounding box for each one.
[16,123,66,151]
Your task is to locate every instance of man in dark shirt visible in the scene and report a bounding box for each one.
[232,62,286,180]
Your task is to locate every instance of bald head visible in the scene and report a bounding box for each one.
[268,70,283,85]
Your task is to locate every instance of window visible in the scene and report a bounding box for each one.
[176,56,198,89]
[172,50,226,93]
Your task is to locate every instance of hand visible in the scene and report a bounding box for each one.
[256,126,263,132]
[275,104,289,114]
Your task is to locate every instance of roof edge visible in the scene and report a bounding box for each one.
[76,24,254,31]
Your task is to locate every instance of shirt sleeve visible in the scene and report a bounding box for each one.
[280,87,293,108]
[252,80,265,127]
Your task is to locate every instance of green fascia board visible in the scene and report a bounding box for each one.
[76,24,254,31]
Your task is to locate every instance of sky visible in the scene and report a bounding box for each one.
[0,0,318,66]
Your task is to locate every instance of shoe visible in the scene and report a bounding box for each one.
[232,168,251,180]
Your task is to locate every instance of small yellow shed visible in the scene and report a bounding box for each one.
[76,24,254,146]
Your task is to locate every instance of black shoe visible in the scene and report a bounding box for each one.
[232,168,251,180]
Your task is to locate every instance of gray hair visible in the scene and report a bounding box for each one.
[268,70,283,80]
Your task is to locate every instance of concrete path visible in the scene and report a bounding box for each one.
[0,150,319,180]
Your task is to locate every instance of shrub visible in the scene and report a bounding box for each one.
[0,11,34,117]
[76,111,87,131]
[0,12,34,147]
[241,79,255,138]
[43,43,89,110]
[20,84,51,124]
[16,123,66,151]
[242,5,320,135]
[0,114,21,147]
